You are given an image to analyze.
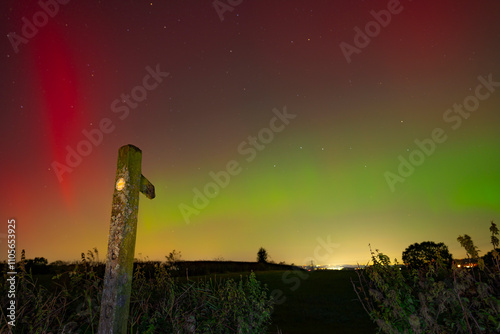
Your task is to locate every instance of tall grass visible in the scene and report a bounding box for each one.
[353,222,500,333]
[1,257,274,333]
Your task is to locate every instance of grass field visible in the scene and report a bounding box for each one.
[197,270,377,333]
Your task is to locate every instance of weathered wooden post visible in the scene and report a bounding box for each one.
[98,144,155,334]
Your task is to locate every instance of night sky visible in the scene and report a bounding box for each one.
[1,0,499,266]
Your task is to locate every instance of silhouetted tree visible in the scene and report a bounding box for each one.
[483,221,500,270]
[490,221,499,249]
[402,241,453,268]
[165,249,182,270]
[50,260,67,266]
[482,248,500,269]
[25,257,49,274]
[257,247,268,263]
[33,257,48,266]
[457,234,480,259]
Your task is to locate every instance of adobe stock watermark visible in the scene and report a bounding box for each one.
[51,64,169,182]
[7,0,71,54]
[178,106,295,224]
[339,0,412,64]
[269,235,340,308]
[385,73,499,192]
[6,219,17,328]
[213,0,243,22]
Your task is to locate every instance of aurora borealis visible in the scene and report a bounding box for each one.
[1,0,499,266]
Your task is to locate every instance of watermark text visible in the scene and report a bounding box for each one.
[6,219,17,327]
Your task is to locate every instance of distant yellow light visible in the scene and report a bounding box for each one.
[116,178,126,191]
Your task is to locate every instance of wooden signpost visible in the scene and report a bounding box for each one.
[98,144,155,334]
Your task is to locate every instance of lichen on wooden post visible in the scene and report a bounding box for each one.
[98,144,155,334]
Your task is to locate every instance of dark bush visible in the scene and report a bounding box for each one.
[353,222,500,333]
[402,241,453,269]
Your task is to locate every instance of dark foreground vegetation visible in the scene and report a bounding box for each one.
[0,253,376,333]
[354,222,500,333]
[3,222,498,333]
[1,262,275,333]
